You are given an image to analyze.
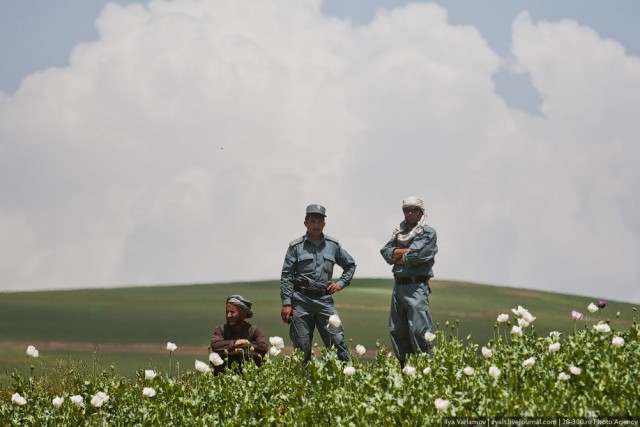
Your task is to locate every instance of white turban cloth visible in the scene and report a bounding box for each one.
[402,196,424,210]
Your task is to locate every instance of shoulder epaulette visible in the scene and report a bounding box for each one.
[289,236,304,246]
[324,234,340,244]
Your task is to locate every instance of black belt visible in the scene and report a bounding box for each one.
[293,283,327,298]
[395,275,428,285]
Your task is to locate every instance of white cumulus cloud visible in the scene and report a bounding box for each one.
[0,1,638,303]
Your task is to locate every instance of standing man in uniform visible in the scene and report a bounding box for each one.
[280,204,357,363]
[380,196,438,366]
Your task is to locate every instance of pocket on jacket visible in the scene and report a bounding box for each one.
[297,253,315,273]
[322,253,335,274]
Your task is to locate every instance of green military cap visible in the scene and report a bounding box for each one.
[306,204,326,217]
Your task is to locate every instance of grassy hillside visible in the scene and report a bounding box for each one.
[1,279,634,378]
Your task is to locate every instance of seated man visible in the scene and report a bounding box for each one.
[210,294,268,374]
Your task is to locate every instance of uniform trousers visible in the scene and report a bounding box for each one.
[389,280,433,363]
[290,292,350,362]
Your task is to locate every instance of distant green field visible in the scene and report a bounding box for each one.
[1,279,634,378]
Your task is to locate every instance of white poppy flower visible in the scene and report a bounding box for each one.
[70,395,85,407]
[569,365,582,375]
[166,342,177,352]
[144,369,157,380]
[195,360,211,372]
[424,331,437,342]
[11,393,27,406]
[481,346,493,358]
[52,396,64,408]
[548,331,562,340]
[587,303,599,313]
[511,305,528,317]
[402,365,416,376]
[523,313,536,324]
[612,337,625,348]
[496,313,509,323]
[571,310,585,320]
[355,344,366,356]
[269,336,285,349]
[26,345,39,358]
[511,325,523,336]
[208,353,224,367]
[434,398,450,412]
[269,346,281,356]
[548,342,561,352]
[517,318,530,328]
[593,323,611,333]
[522,357,536,367]
[343,366,356,376]
[463,366,475,376]
[423,367,432,375]
[142,387,156,398]
[90,391,109,408]
[328,314,341,328]
[488,365,501,379]
[558,372,571,381]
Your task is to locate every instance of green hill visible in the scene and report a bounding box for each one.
[0,279,634,378]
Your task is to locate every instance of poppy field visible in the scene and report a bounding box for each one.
[2,301,639,425]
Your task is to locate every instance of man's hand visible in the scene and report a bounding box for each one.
[326,281,342,294]
[392,248,410,264]
[234,339,249,348]
[281,305,292,324]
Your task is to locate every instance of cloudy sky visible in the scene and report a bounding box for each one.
[1,0,639,303]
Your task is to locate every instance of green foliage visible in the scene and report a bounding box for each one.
[2,309,639,424]
[1,279,635,378]
[1,279,633,344]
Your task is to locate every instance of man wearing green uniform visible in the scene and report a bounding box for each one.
[380,196,438,366]
[280,204,357,362]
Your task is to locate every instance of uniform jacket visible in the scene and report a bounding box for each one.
[280,234,356,306]
[380,225,438,278]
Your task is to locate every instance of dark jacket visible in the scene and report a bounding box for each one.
[210,322,268,374]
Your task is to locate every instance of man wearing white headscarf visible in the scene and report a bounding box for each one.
[380,196,438,366]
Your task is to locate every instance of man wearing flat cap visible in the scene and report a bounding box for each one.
[280,204,357,363]
[380,196,438,366]
[210,295,268,374]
